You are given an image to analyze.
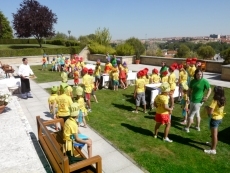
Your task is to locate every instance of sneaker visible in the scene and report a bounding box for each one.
[195,127,200,131]
[163,137,173,142]
[183,127,190,133]
[132,110,138,113]
[180,121,187,125]
[204,149,216,155]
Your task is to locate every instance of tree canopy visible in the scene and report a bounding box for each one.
[94,27,112,46]
[0,11,13,39]
[197,45,215,59]
[175,44,190,58]
[125,37,145,59]
[12,0,57,47]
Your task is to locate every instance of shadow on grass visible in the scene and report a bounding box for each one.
[122,94,134,104]
[29,132,53,173]
[121,123,153,136]
[144,115,154,119]
[112,103,133,111]
[218,126,230,145]
[9,45,41,49]
[171,115,185,130]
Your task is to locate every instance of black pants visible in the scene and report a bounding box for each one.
[21,77,31,94]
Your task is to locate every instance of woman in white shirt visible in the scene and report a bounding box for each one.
[18,58,34,99]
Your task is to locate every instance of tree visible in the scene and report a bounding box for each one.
[115,43,135,56]
[175,44,190,58]
[0,11,13,39]
[94,27,112,46]
[52,32,68,40]
[197,45,215,59]
[12,0,57,47]
[125,37,145,59]
[220,48,230,64]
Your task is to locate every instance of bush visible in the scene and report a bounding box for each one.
[65,40,80,47]
[115,43,135,56]
[0,46,81,57]
[0,39,40,44]
[221,48,230,64]
[46,39,66,46]
[88,42,116,54]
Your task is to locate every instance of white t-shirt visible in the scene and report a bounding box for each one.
[18,64,34,77]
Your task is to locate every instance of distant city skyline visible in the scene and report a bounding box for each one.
[0,0,230,40]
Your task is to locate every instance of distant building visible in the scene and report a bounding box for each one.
[210,34,220,39]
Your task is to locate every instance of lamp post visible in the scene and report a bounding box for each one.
[68,30,71,46]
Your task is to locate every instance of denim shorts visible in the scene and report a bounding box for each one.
[210,118,222,128]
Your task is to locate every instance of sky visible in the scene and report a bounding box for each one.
[0,0,230,40]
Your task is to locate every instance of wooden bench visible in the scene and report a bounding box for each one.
[36,116,102,173]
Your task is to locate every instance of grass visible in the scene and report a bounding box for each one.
[44,85,230,173]
[0,44,65,50]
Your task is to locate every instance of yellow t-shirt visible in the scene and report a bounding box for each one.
[48,94,58,105]
[63,117,78,150]
[135,78,145,93]
[56,94,73,116]
[161,76,168,83]
[151,74,160,83]
[154,94,169,114]
[82,74,92,93]
[112,72,119,80]
[209,100,225,120]
[179,70,188,84]
[168,72,176,90]
[77,97,88,115]
[124,67,129,74]
[188,65,196,77]
[94,66,101,76]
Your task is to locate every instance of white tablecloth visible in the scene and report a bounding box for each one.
[85,64,95,70]
[146,83,179,104]
[0,78,21,87]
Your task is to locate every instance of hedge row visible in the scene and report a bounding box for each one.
[46,39,80,47]
[0,39,41,44]
[0,46,81,57]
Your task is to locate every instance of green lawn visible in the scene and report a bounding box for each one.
[0,44,65,50]
[44,85,230,173]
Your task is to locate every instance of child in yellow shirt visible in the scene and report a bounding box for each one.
[112,68,119,91]
[180,84,189,125]
[48,86,59,130]
[154,82,173,142]
[150,68,160,84]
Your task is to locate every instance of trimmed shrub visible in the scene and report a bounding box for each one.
[0,39,41,44]
[116,43,135,56]
[88,42,116,54]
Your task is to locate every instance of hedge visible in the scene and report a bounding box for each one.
[0,39,41,44]
[0,46,81,57]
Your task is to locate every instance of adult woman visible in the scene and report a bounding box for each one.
[184,69,211,132]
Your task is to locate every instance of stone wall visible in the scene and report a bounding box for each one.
[221,65,230,81]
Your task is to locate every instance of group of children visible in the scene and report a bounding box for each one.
[133,60,226,155]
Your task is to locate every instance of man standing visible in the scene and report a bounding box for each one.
[18,58,34,99]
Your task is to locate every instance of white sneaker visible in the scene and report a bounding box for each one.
[195,127,200,131]
[204,149,216,155]
[88,109,92,112]
[163,137,173,142]
[183,127,190,133]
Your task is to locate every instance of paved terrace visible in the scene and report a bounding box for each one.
[0,58,229,173]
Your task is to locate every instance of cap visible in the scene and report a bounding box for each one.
[76,86,83,96]
[60,83,68,92]
[70,103,80,117]
[160,82,170,93]
[88,68,93,75]
[162,70,168,76]
[51,86,58,93]
[191,60,196,65]
[82,67,88,74]
[178,64,184,70]
[122,61,127,66]
[169,65,175,71]
[152,68,158,74]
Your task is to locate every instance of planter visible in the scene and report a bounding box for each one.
[135,59,140,64]
[0,105,5,114]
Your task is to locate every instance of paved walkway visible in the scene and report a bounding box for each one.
[1,59,229,173]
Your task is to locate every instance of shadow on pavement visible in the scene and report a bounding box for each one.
[29,132,53,173]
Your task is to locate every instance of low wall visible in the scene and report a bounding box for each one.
[221,65,230,81]
[88,54,134,64]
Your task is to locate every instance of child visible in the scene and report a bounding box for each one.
[61,68,68,83]
[42,55,47,71]
[48,86,59,130]
[142,68,150,85]
[73,68,80,86]
[204,86,226,155]
[94,60,101,90]
[150,68,160,84]
[64,102,92,158]
[51,58,56,72]
[178,64,188,102]
[88,68,98,103]
[132,70,146,113]
[119,62,127,89]
[75,86,88,128]
[123,62,129,89]
[180,84,189,125]
[161,70,168,83]
[82,67,92,112]
[154,82,173,142]
[168,64,177,109]
[112,67,119,91]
